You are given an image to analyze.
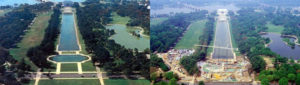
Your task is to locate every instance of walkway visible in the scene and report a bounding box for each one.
[194,45,238,50]
[34,69,42,85]
[96,66,105,85]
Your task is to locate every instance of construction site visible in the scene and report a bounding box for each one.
[158,9,253,84]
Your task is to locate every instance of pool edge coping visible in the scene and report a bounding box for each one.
[47,54,91,64]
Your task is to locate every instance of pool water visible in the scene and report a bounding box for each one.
[50,55,88,62]
[262,33,300,59]
[106,24,150,51]
[58,14,80,51]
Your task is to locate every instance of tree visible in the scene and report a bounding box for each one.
[164,72,174,80]
[295,74,300,85]
[169,78,177,85]
[288,73,296,82]
[150,72,157,82]
[261,78,270,85]
[279,77,288,85]
[198,81,205,85]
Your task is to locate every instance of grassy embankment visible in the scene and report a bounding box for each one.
[111,12,130,24]
[175,20,207,49]
[266,22,284,34]
[10,12,53,71]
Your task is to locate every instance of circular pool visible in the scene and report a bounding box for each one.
[49,55,89,63]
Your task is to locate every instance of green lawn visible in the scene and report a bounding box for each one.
[82,61,96,71]
[175,20,207,49]
[266,22,284,34]
[110,12,130,24]
[9,12,53,70]
[61,63,78,72]
[150,17,168,26]
[38,79,100,85]
[104,79,150,85]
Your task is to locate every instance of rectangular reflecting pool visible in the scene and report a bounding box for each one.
[58,14,80,51]
[212,20,234,59]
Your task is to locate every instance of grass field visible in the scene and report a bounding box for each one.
[104,79,150,85]
[150,17,168,26]
[61,63,78,72]
[82,61,96,71]
[175,20,207,49]
[38,79,100,85]
[111,12,130,24]
[266,22,284,34]
[10,12,53,70]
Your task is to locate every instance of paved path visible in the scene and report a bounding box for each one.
[77,62,82,74]
[56,63,61,74]
[189,75,196,85]
[34,69,42,85]
[96,66,105,85]
[194,45,238,50]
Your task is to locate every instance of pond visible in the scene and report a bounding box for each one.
[58,14,80,51]
[49,55,88,62]
[262,33,300,59]
[106,24,150,51]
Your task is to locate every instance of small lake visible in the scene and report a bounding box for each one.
[106,24,150,51]
[58,14,80,51]
[262,33,300,59]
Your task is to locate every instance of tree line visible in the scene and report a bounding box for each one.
[0,2,53,49]
[26,4,62,69]
[150,10,208,52]
[180,16,215,75]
